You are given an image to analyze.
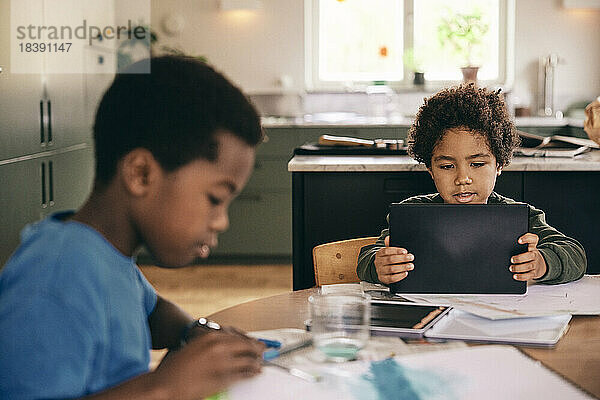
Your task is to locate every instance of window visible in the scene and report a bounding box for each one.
[305,0,514,90]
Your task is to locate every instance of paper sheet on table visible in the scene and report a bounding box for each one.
[320,283,363,295]
[321,282,404,302]
[225,346,592,400]
[400,274,600,319]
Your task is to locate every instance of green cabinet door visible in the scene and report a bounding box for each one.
[212,126,410,259]
[0,158,46,266]
[49,147,95,213]
[211,191,291,257]
[0,147,94,267]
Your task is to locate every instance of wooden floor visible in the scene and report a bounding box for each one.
[140,264,293,317]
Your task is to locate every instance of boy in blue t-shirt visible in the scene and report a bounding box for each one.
[357,84,586,286]
[0,56,266,399]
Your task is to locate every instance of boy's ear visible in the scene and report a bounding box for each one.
[496,165,503,176]
[427,167,434,178]
[119,148,161,196]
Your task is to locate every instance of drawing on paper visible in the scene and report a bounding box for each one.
[347,358,463,400]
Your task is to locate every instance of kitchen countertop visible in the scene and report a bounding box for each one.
[288,151,600,172]
[264,116,585,129]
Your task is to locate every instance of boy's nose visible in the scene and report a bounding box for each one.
[455,175,473,185]
[210,210,230,233]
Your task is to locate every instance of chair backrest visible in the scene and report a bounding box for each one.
[312,236,379,287]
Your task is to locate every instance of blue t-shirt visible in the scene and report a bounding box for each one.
[0,212,157,399]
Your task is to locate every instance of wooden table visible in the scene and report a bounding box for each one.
[210,289,600,398]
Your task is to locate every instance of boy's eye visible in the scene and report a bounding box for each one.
[471,162,485,168]
[208,195,224,206]
[439,164,454,170]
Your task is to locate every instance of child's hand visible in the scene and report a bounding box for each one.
[153,330,265,399]
[510,233,548,281]
[374,235,415,285]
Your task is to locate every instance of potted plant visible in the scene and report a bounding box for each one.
[117,24,206,72]
[437,8,489,83]
[403,48,425,86]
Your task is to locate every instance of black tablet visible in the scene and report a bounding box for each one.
[388,203,528,295]
[305,301,452,339]
[369,301,452,338]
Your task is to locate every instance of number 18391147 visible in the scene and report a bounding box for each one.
[18,42,72,52]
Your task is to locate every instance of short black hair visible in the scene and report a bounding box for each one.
[408,84,519,169]
[93,55,263,184]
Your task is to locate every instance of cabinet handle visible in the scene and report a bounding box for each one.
[39,100,45,146]
[46,100,53,145]
[48,161,54,206]
[41,162,47,208]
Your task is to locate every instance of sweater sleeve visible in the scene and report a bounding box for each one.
[528,205,587,284]
[356,228,388,284]
[356,194,440,284]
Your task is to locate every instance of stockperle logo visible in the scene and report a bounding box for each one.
[10,0,151,74]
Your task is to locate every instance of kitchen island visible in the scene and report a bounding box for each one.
[289,152,600,290]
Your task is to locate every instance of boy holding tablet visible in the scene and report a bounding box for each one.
[357,84,586,286]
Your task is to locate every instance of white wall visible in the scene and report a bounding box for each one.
[150,0,304,93]
[151,0,600,112]
[513,0,600,112]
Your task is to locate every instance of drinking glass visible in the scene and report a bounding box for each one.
[308,292,371,362]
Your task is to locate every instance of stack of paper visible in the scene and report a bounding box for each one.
[401,275,600,320]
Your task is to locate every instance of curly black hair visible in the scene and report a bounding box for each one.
[407,84,519,169]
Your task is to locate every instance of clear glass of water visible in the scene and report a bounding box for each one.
[308,292,371,362]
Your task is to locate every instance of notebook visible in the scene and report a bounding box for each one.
[423,309,572,347]
[388,203,529,295]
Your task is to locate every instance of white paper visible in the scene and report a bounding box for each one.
[320,283,363,295]
[401,274,600,320]
[226,346,592,400]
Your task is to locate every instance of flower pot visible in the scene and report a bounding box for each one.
[413,72,425,86]
[461,66,479,84]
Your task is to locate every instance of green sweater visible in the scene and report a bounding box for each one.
[356,192,586,285]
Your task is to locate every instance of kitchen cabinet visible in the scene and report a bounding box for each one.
[0,0,114,266]
[0,158,46,265]
[521,171,599,278]
[0,0,94,161]
[0,1,44,160]
[209,126,408,260]
[0,147,95,265]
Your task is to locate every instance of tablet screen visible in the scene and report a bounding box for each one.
[388,203,528,295]
[371,302,449,329]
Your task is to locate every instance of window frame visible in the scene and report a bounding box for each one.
[304,0,515,92]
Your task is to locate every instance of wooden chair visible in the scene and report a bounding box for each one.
[312,236,379,286]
